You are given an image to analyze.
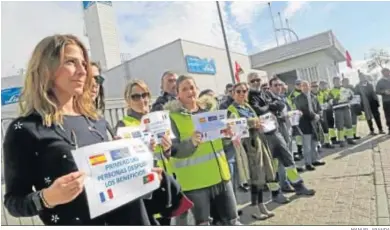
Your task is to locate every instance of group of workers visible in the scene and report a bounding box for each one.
[3,34,390,226]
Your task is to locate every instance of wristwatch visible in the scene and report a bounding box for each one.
[32,191,44,212]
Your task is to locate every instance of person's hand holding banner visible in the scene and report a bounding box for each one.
[151,167,163,181]
[149,138,157,152]
[223,123,235,138]
[42,171,86,207]
[160,133,172,152]
[191,131,202,146]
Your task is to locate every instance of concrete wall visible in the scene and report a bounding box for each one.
[181,40,265,94]
[261,50,337,84]
[127,40,187,98]
[103,39,267,99]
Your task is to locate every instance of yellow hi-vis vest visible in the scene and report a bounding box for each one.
[121,116,173,174]
[169,112,231,192]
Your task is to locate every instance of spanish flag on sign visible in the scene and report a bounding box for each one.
[89,153,107,166]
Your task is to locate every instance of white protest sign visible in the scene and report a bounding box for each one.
[141,111,175,144]
[259,112,277,133]
[192,110,227,142]
[116,126,152,145]
[288,110,302,126]
[71,138,160,219]
[321,102,329,110]
[280,106,288,117]
[339,88,352,103]
[225,118,249,139]
[350,95,361,105]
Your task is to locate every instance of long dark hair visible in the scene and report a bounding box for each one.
[91,62,106,112]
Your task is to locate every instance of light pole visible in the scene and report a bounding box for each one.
[276,28,299,41]
[268,2,279,46]
[216,1,236,84]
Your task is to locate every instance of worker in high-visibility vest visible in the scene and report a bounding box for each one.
[329,77,357,147]
[319,81,338,144]
[312,81,335,149]
[342,77,361,140]
[227,82,277,220]
[288,80,303,161]
[115,80,193,226]
[247,73,316,202]
[164,75,241,226]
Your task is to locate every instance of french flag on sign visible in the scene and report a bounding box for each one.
[99,188,114,203]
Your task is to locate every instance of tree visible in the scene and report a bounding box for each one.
[366,48,390,72]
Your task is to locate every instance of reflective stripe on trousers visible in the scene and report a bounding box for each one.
[174,151,224,168]
[285,166,302,184]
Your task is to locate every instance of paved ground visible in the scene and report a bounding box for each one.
[1,119,389,226]
[236,120,390,225]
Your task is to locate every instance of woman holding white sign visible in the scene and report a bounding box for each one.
[227,82,276,220]
[2,34,181,226]
[115,79,193,226]
[164,75,241,225]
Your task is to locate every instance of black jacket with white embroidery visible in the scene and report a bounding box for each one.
[2,112,181,225]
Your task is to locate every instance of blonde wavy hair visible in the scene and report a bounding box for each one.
[19,34,98,127]
[124,79,151,105]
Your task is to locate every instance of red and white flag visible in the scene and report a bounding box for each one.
[234,61,244,83]
[346,50,352,68]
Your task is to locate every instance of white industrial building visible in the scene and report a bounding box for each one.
[103,39,265,99]
[83,1,121,70]
[250,30,346,88]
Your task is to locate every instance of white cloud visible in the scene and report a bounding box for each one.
[115,1,248,57]
[283,1,309,19]
[229,1,267,27]
[1,1,87,77]
[1,1,248,78]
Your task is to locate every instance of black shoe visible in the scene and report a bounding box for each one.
[272,193,290,204]
[323,143,335,149]
[305,164,315,171]
[293,153,302,161]
[238,184,250,192]
[340,141,346,147]
[353,135,361,140]
[347,139,356,145]
[312,161,326,166]
[294,183,316,196]
[281,184,295,193]
[297,166,305,172]
[370,131,377,136]
[332,138,340,145]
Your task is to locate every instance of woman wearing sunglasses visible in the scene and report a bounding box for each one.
[89,62,116,139]
[227,83,276,220]
[164,75,241,226]
[115,80,192,226]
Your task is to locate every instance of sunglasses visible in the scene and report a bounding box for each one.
[131,92,150,101]
[94,75,105,85]
[235,89,248,94]
[250,79,261,84]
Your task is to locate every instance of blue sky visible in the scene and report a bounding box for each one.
[2,1,390,76]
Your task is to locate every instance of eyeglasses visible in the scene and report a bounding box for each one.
[235,89,248,94]
[167,79,176,83]
[94,75,105,85]
[131,92,150,101]
[250,79,261,84]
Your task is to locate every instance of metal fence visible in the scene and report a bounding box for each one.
[1,99,128,226]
